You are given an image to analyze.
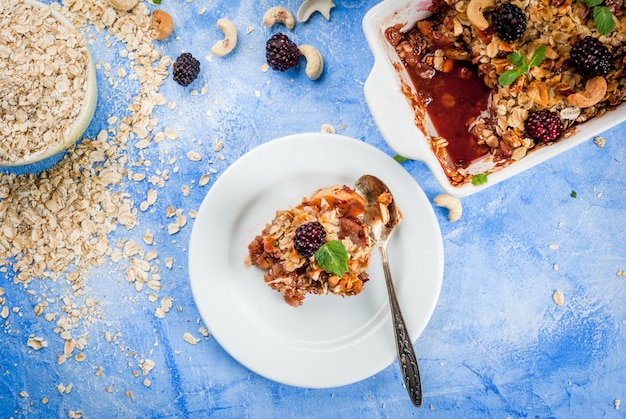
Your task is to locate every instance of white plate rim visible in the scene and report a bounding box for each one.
[188,133,444,388]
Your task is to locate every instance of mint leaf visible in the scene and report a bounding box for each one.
[393,154,409,163]
[498,47,547,87]
[471,172,490,185]
[577,0,616,34]
[580,0,604,6]
[153,0,162,3]
[314,240,349,277]
[528,46,547,67]
[507,52,525,67]
[593,6,615,34]
[498,69,524,86]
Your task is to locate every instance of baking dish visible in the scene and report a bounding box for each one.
[362,0,626,197]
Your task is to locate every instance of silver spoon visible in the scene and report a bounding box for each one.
[354,174,422,407]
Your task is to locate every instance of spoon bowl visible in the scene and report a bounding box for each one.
[354,174,423,407]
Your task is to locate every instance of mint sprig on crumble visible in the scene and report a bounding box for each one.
[314,240,349,277]
[498,46,547,87]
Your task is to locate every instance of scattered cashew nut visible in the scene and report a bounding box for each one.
[107,0,139,11]
[566,76,607,108]
[466,0,495,31]
[262,6,295,30]
[433,194,463,222]
[149,10,174,40]
[298,45,324,80]
[297,0,336,22]
[211,18,237,56]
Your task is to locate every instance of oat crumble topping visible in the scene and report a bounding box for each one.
[246,185,373,307]
[387,0,626,185]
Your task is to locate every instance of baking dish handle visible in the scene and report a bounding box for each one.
[364,62,432,162]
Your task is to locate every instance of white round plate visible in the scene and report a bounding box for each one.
[188,133,444,388]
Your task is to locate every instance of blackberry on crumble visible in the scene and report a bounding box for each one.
[491,3,527,42]
[294,221,326,258]
[570,36,612,78]
[265,33,300,71]
[525,110,563,143]
[173,52,200,86]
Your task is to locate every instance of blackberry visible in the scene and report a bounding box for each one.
[173,52,200,86]
[265,33,300,71]
[491,3,526,42]
[570,36,612,78]
[525,110,563,143]
[294,221,326,258]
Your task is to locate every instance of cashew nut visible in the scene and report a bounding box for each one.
[298,45,324,80]
[149,10,174,40]
[566,76,607,108]
[262,6,295,30]
[466,0,495,31]
[297,0,336,22]
[107,0,139,11]
[211,18,238,57]
[433,194,463,222]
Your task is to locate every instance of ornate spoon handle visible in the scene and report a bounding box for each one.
[379,245,423,407]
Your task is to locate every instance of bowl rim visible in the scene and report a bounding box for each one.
[362,0,626,197]
[1,0,98,167]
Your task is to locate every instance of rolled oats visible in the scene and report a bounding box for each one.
[0,0,91,164]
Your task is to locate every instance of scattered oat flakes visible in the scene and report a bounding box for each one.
[199,174,210,186]
[594,136,606,147]
[167,223,180,235]
[143,230,154,245]
[549,244,559,250]
[27,336,48,350]
[321,123,336,134]
[183,332,199,345]
[615,399,621,410]
[553,290,565,306]
[18,391,28,398]
[140,359,155,376]
[617,270,626,277]
[187,151,202,161]
[164,127,179,140]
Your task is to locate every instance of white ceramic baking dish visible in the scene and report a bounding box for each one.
[362,0,626,197]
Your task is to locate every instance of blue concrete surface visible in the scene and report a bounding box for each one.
[1,0,625,417]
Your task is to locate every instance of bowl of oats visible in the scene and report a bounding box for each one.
[363,0,626,197]
[0,0,97,166]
